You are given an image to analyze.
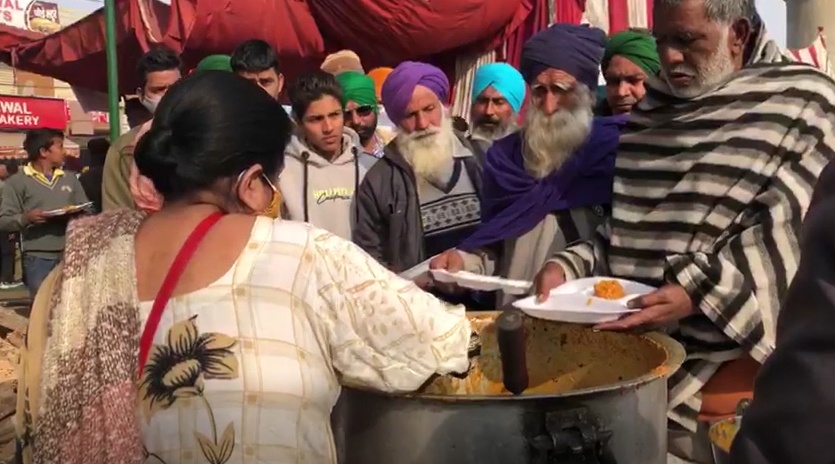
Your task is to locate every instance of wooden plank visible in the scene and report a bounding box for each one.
[0,309,27,335]
[0,418,14,446]
[0,378,15,420]
[4,333,22,350]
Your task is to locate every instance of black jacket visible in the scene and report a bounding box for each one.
[353,132,484,273]
[729,161,835,464]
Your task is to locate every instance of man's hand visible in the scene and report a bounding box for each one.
[428,249,465,293]
[413,274,434,289]
[533,261,566,302]
[594,284,695,331]
[429,249,465,272]
[23,209,46,225]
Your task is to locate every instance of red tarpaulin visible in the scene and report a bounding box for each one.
[8,0,168,94]
[0,24,42,52]
[307,0,522,67]
[2,0,538,95]
[163,0,325,72]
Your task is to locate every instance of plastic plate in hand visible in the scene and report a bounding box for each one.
[430,269,532,295]
[512,277,657,324]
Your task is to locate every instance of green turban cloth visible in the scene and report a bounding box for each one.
[602,30,660,76]
[195,54,232,72]
[336,71,378,112]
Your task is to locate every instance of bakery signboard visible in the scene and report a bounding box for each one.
[0,0,60,34]
[0,95,67,130]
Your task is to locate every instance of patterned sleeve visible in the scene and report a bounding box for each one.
[310,229,472,393]
[547,221,611,280]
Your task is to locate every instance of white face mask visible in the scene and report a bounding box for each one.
[140,94,162,113]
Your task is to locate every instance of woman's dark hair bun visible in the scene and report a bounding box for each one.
[133,70,292,202]
[136,126,173,165]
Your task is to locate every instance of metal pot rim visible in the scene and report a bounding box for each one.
[343,330,687,401]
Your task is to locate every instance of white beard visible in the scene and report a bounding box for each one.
[471,118,517,143]
[396,116,456,188]
[662,27,736,99]
[522,85,594,179]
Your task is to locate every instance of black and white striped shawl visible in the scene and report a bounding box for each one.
[551,63,835,431]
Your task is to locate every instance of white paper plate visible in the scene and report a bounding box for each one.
[512,277,656,324]
[398,255,437,281]
[43,202,94,217]
[429,269,531,295]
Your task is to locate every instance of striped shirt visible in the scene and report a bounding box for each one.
[551,63,835,431]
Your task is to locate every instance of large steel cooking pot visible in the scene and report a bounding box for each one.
[332,311,685,464]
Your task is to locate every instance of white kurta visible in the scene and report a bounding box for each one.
[138,218,471,464]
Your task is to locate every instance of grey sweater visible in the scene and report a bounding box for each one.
[0,165,89,258]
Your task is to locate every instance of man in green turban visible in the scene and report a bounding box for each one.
[600,28,660,114]
[336,71,394,158]
[195,54,232,72]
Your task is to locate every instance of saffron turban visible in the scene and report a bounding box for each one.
[336,71,378,111]
[380,61,449,126]
[520,23,606,90]
[367,67,393,101]
[602,29,661,76]
[471,63,526,113]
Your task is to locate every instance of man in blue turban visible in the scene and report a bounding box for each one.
[354,61,486,297]
[429,23,626,307]
[469,62,526,154]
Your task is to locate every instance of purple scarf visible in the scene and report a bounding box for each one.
[458,114,626,251]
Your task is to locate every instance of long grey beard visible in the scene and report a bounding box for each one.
[522,95,593,179]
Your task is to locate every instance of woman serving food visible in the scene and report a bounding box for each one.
[15,71,475,464]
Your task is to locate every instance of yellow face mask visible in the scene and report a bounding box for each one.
[261,173,282,219]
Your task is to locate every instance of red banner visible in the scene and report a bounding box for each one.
[0,94,66,130]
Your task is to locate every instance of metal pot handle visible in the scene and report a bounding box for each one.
[527,407,615,464]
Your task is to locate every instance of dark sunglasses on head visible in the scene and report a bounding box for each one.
[344,105,375,118]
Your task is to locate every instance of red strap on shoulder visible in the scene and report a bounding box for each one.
[137,211,224,379]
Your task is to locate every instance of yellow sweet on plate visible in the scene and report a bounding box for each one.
[593,279,625,300]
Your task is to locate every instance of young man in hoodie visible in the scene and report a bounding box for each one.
[280,71,377,239]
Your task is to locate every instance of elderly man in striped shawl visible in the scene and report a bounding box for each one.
[429,24,626,305]
[534,0,835,462]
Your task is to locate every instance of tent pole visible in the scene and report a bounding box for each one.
[104,0,120,140]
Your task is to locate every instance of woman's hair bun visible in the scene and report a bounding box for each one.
[134,125,186,195]
[136,126,174,165]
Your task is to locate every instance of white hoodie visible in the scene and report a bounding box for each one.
[279,127,378,239]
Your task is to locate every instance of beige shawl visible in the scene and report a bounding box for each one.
[15,209,146,464]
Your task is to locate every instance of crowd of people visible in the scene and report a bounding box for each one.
[5,0,835,462]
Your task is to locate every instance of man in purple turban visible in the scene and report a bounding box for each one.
[353,61,486,285]
[429,23,626,305]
